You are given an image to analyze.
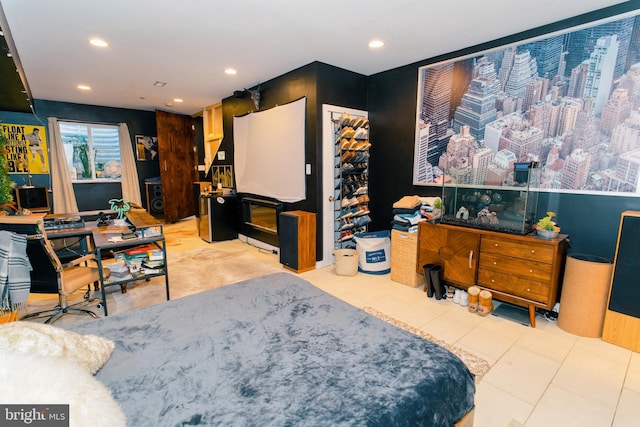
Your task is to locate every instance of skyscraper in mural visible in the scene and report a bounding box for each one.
[413,13,640,193]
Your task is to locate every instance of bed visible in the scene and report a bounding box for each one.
[68,272,475,426]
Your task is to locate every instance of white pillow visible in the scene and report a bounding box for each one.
[0,321,114,374]
[0,352,126,427]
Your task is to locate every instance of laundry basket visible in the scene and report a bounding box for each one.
[354,230,391,274]
[334,248,359,276]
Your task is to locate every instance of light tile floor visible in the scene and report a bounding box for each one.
[27,218,639,426]
[298,263,639,427]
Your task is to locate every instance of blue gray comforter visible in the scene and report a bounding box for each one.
[70,272,474,426]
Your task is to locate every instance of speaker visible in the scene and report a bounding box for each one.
[146,183,164,215]
[602,211,640,352]
[279,211,316,273]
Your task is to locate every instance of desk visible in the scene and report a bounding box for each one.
[92,210,170,316]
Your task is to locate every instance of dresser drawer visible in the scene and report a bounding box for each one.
[478,269,549,303]
[481,236,554,262]
[479,252,552,282]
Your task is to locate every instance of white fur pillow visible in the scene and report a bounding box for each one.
[0,352,126,427]
[0,321,114,374]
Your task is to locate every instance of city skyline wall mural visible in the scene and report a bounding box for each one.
[413,8,640,197]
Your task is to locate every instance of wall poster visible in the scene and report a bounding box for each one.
[1,123,49,174]
[211,165,233,188]
[135,135,159,161]
[413,8,640,196]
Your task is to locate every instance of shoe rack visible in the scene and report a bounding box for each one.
[332,112,371,247]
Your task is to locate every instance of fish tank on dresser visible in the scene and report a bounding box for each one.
[438,162,540,235]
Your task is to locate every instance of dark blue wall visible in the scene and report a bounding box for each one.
[0,100,159,211]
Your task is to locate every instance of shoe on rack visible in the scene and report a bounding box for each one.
[353,186,367,196]
[353,127,368,139]
[341,151,354,163]
[340,208,357,220]
[340,127,355,138]
[338,231,353,242]
[339,113,352,127]
[339,219,353,231]
[357,194,370,204]
[356,215,371,227]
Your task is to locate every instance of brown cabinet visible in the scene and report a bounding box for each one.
[417,222,480,288]
[417,222,568,327]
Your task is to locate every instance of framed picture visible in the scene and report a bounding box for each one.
[0,123,49,174]
[413,8,640,196]
[211,165,233,188]
[135,135,158,161]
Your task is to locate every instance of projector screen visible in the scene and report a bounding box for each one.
[233,97,306,202]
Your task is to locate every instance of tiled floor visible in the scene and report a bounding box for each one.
[27,218,640,426]
[298,260,640,427]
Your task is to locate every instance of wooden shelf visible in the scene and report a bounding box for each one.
[203,102,224,174]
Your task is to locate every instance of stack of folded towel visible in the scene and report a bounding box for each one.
[391,196,424,233]
[391,195,443,233]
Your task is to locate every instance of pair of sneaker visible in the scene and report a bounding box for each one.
[453,289,469,307]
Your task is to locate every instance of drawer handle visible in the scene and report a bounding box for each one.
[494,243,498,247]
[529,269,533,273]
[491,279,495,283]
[531,249,536,254]
[469,250,474,269]
[493,261,497,265]
[527,288,531,292]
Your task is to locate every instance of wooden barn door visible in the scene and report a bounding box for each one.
[156,110,197,223]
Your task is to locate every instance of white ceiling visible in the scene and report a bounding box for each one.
[0,0,631,116]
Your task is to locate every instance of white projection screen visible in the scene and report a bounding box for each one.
[233,97,306,202]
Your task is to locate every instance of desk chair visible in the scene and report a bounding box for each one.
[0,215,110,324]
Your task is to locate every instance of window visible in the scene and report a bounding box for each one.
[58,121,121,182]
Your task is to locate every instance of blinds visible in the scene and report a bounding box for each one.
[58,121,120,179]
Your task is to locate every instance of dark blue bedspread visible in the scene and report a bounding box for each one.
[70,272,475,426]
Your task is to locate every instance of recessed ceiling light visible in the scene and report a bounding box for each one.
[165,102,174,107]
[77,84,91,91]
[89,38,109,48]
[153,81,167,87]
[224,68,237,75]
[173,98,183,103]
[368,39,385,49]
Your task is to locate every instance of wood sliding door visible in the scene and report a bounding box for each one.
[156,109,197,223]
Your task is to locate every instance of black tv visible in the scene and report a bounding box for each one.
[15,186,50,213]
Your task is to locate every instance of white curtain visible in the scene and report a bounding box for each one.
[118,123,142,206]
[47,117,78,213]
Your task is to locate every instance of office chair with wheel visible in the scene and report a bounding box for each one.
[0,215,110,324]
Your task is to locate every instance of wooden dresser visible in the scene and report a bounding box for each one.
[417,222,568,327]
